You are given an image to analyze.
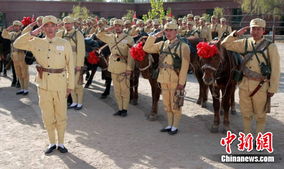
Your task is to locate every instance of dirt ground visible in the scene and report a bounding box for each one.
[0,43,283,169]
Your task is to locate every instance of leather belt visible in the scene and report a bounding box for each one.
[41,67,65,73]
[249,80,266,97]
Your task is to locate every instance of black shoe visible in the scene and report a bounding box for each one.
[84,83,90,88]
[57,146,68,153]
[16,82,20,88]
[160,128,171,132]
[68,104,77,109]
[16,91,24,95]
[23,91,29,95]
[168,129,179,135]
[113,110,122,116]
[74,105,83,110]
[120,110,128,117]
[44,145,57,155]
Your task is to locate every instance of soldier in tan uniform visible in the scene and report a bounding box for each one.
[57,16,85,110]
[221,18,280,134]
[210,15,221,40]
[123,20,134,36]
[144,19,153,34]
[193,15,200,30]
[218,17,232,40]
[143,22,190,135]
[198,17,212,42]
[2,20,30,95]
[14,15,74,154]
[184,21,199,38]
[97,19,135,117]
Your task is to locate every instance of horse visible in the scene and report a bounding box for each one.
[197,40,240,133]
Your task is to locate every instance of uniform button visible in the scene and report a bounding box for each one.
[48,65,50,67]
[48,49,51,51]
[48,73,50,75]
[49,41,52,44]
[47,57,50,59]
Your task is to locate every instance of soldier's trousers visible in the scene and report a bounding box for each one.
[161,83,182,128]
[111,73,130,110]
[239,88,267,134]
[38,88,67,144]
[13,61,29,90]
[71,72,84,104]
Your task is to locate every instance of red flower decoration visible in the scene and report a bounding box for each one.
[197,42,219,59]
[87,51,100,64]
[130,42,146,61]
[21,16,34,27]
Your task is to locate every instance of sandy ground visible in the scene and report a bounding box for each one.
[0,43,283,169]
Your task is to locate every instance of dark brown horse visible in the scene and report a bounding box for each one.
[198,40,239,133]
[133,37,161,121]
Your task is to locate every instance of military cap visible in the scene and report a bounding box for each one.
[164,21,178,30]
[42,15,58,25]
[211,15,217,19]
[63,16,75,24]
[220,17,226,22]
[12,20,22,26]
[113,19,124,26]
[36,16,43,22]
[200,17,206,22]
[153,19,160,25]
[124,20,131,25]
[194,15,200,20]
[187,14,194,18]
[250,18,266,28]
[136,20,144,25]
[187,21,195,25]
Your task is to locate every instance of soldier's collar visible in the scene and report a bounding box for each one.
[169,37,178,44]
[45,36,57,43]
[252,37,264,44]
[65,28,75,34]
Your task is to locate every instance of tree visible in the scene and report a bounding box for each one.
[142,0,165,21]
[124,10,135,20]
[69,5,90,19]
[213,7,224,18]
[235,0,284,41]
[202,13,210,22]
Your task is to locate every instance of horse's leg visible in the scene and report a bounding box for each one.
[222,85,234,133]
[85,65,97,88]
[147,79,161,121]
[194,69,207,107]
[210,86,221,133]
[130,68,139,105]
[230,87,237,115]
[101,72,112,99]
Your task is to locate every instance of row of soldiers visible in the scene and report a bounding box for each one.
[1,13,279,155]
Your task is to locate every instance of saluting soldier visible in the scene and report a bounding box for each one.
[198,17,212,42]
[57,16,86,110]
[144,19,153,34]
[2,20,30,95]
[210,15,221,40]
[14,15,75,154]
[97,19,135,117]
[221,18,280,134]
[218,17,232,40]
[184,21,199,38]
[143,22,190,135]
[123,20,134,36]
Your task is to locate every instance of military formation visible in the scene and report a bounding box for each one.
[0,13,280,155]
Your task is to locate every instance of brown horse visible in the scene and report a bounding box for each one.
[198,40,239,133]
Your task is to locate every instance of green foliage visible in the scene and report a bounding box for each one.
[213,7,224,18]
[124,10,135,20]
[69,5,90,19]
[142,0,165,21]
[202,13,210,22]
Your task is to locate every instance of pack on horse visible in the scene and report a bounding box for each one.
[197,40,240,133]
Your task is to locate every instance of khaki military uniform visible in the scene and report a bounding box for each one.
[2,29,29,90]
[143,36,190,128]
[221,31,280,134]
[144,26,153,34]
[97,30,135,111]
[198,25,212,42]
[14,32,75,144]
[57,28,85,105]
[210,23,221,39]
[218,24,232,40]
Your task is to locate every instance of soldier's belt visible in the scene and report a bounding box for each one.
[243,66,267,81]
[159,63,174,70]
[112,55,126,62]
[41,67,65,73]
[72,46,77,53]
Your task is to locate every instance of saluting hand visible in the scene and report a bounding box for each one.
[29,21,37,27]
[31,25,43,36]
[153,30,164,38]
[6,25,14,31]
[235,26,250,36]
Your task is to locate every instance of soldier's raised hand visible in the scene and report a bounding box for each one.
[235,26,250,36]
[153,30,164,38]
[29,21,37,28]
[6,25,14,31]
[31,25,43,36]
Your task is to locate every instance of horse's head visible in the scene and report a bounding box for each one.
[197,40,223,85]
